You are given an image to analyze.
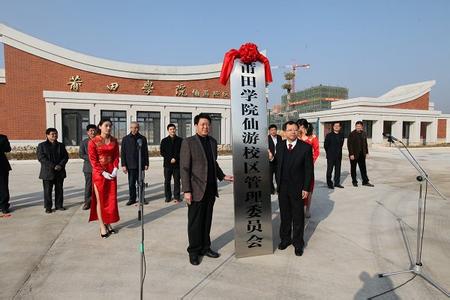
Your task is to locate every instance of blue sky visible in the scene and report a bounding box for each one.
[1,0,449,112]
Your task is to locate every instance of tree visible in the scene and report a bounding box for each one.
[284,72,295,81]
[281,83,292,94]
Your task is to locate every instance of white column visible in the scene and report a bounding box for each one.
[392,120,403,141]
[447,119,450,143]
[54,105,62,136]
[128,107,137,128]
[161,107,170,140]
[427,120,438,144]
[371,119,384,144]
[318,122,325,144]
[409,120,421,145]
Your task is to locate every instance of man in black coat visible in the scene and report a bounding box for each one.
[0,134,12,214]
[269,121,313,257]
[268,124,282,194]
[324,121,345,189]
[347,121,374,187]
[160,123,183,203]
[37,128,69,213]
[79,124,97,210]
[121,122,149,205]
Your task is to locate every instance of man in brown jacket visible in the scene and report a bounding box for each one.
[347,121,374,187]
[180,113,233,266]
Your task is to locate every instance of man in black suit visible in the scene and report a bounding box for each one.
[37,128,69,213]
[121,122,150,205]
[79,124,97,210]
[347,121,374,187]
[268,124,282,194]
[180,113,233,266]
[0,134,12,214]
[160,123,183,203]
[324,121,345,189]
[269,121,313,256]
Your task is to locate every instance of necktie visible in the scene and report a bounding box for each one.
[288,144,293,151]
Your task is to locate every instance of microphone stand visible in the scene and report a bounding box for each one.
[137,139,146,300]
[378,136,449,297]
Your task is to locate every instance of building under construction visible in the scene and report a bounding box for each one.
[282,85,348,113]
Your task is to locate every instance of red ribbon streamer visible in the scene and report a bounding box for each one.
[219,43,273,86]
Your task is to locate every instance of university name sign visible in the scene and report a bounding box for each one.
[220,43,274,258]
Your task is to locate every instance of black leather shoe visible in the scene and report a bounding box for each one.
[2,208,10,214]
[126,200,136,206]
[164,199,171,203]
[203,249,220,258]
[45,208,52,214]
[362,182,374,187]
[352,182,358,187]
[278,241,291,250]
[55,207,66,211]
[82,204,90,210]
[335,184,344,188]
[328,185,334,189]
[100,230,110,239]
[295,247,304,256]
[189,255,200,266]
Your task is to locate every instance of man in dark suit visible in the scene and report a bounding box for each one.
[79,124,97,210]
[269,121,313,256]
[37,128,69,213]
[324,121,345,189]
[347,121,374,187]
[268,124,282,194]
[121,122,150,205]
[160,123,183,203]
[0,134,12,214]
[180,113,233,266]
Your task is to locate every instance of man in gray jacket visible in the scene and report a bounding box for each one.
[79,124,97,210]
[180,113,233,266]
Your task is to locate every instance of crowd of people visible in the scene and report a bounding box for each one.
[0,114,374,265]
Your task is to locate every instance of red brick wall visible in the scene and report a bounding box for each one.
[0,45,229,140]
[383,92,429,110]
[437,119,447,139]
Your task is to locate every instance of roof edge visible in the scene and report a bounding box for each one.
[0,23,222,80]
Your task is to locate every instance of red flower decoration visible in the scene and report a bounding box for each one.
[239,43,259,64]
[219,42,273,86]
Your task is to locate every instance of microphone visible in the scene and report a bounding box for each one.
[382,133,399,142]
[137,138,142,147]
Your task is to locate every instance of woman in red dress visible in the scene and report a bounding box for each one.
[297,119,320,218]
[88,119,120,238]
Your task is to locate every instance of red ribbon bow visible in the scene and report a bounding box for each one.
[219,43,273,86]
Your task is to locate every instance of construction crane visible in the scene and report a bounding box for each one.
[272,63,310,93]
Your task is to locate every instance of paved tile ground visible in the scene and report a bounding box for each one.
[1,147,450,299]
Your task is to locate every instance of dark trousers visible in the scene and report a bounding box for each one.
[43,177,64,209]
[127,169,144,202]
[0,172,10,211]
[278,188,305,249]
[187,186,216,256]
[83,172,92,206]
[269,162,277,194]
[164,167,181,201]
[326,157,342,186]
[350,153,369,184]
